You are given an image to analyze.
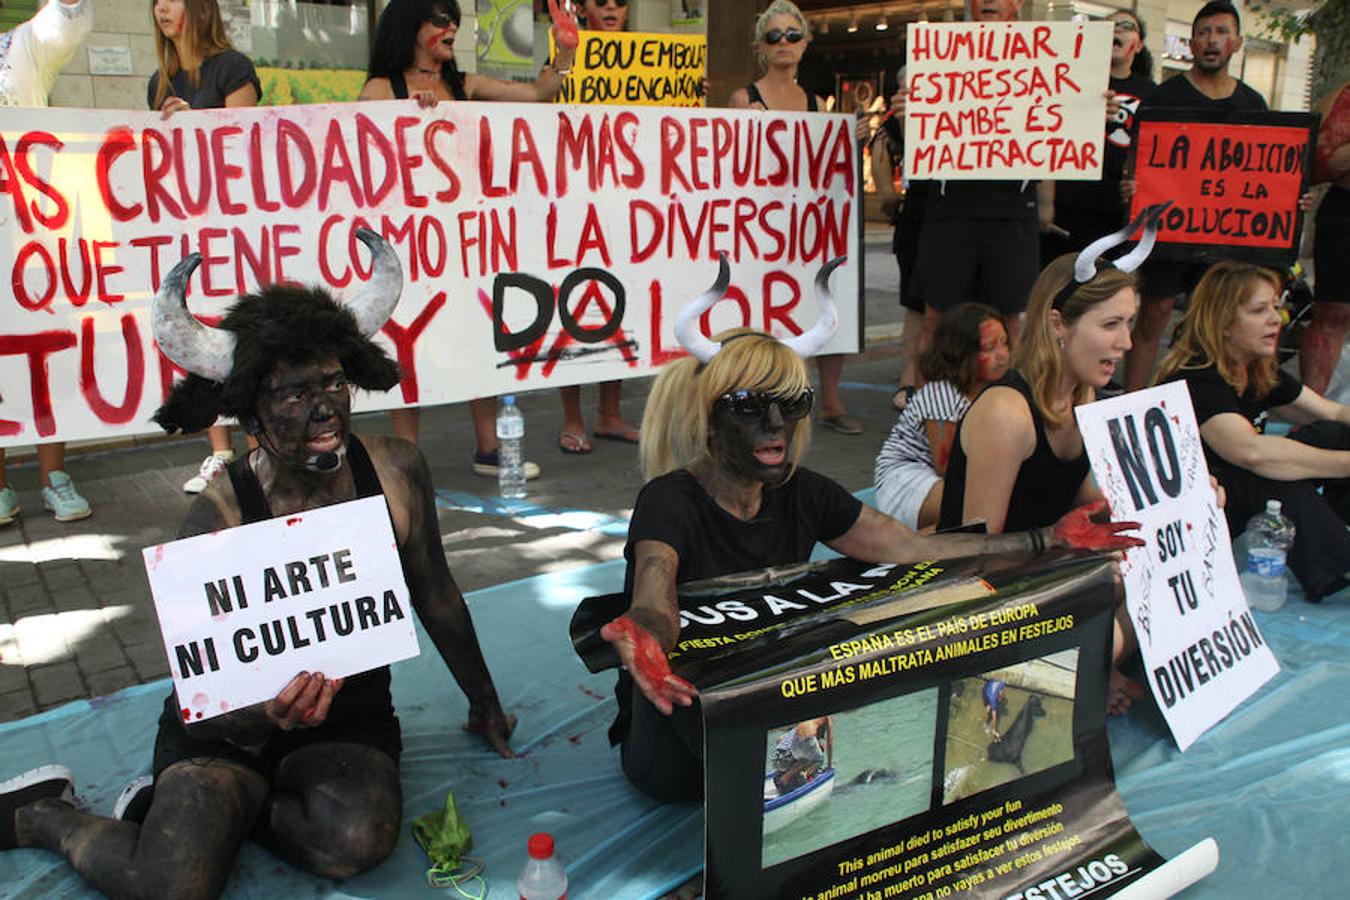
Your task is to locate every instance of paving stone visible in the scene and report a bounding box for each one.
[0,688,37,721]
[0,660,29,694]
[85,665,139,699]
[51,583,99,614]
[123,641,171,681]
[1,562,43,589]
[4,583,53,618]
[38,561,87,592]
[74,631,133,675]
[30,661,86,709]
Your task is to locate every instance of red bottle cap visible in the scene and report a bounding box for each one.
[528,832,555,860]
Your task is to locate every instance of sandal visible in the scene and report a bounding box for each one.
[558,431,593,454]
[820,413,863,435]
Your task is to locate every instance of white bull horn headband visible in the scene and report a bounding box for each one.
[151,228,403,382]
[1054,201,1172,310]
[674,253,847,364]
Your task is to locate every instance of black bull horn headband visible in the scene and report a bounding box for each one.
[675,253,847,364]
[151,228,403,382]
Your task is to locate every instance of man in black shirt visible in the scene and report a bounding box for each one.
[1123,1,1270,391]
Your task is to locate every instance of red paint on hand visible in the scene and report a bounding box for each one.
[601,616,697,713]
[1052,500,1144,552]
[548,0,579,50]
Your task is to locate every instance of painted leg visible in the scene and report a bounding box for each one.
[253,743,400,880]
[15,759,266,900]
[389,408,421,444]
[1299,302,1350,395]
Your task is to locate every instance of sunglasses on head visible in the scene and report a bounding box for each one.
[764,28,805,45]
[716,388,815,421]
[428,11,459,28]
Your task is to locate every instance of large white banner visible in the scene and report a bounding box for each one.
[0,101,860,447]
[1076,383,1279,750]
[142,496,419,721]
[904,21,1111,180]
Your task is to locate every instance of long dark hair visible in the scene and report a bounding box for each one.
[368,0,464,92]
[920,303,1003,396]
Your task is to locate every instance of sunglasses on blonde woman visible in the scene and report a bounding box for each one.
[716,388,815,421]
[764,28,805,45]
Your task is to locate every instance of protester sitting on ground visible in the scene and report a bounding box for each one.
[597,255,1142,802]
[939,209,1170,713]
[1037,8,1155,267]
[771,717,833,794]
[360,0,576,478]
[1156,260,1350,602]
[875,304,1009,530]
[728,1,860,436]
[0,233,516,895]
[982,679,1007,741]
[1301,80,1350,394]
[148,0,261,495]
[0,0,94,527]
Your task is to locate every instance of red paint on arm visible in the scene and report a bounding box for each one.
[547,0,579,50]
[1053,500,1144,552]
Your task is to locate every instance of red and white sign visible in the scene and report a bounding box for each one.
[0,101,860,447]
[904,21,1111,180]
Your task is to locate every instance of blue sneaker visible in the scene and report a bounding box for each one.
[0,486,18,525]
[41,471,91,523]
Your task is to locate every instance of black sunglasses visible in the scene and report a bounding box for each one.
[764,28,805,45]
[427,12,460,28]
[716,388,815,421]
[593,0,630,8]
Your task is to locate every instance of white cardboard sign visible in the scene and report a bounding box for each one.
[904,21,1111,180]
[1076,382,1279,750]
[141,495,419,722]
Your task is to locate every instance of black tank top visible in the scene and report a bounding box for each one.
[939,371,1089,533]
[745,81,818,111]
[390,68,467,102]
[223,436,395,717]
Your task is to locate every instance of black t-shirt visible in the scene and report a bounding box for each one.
[926,180,1038,221]
[1141,71,1268,114]
[1165,359,1301,472]
[147,49,260,110]
[622,467,863,595]
[1056,71,1156,218]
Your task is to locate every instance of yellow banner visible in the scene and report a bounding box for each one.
[555,30,706,107]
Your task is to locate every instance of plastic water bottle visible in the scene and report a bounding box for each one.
[518,832,567,899]
[1239,500,1295,612]
[496,395,526,500]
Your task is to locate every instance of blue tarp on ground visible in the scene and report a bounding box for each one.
[2,558,1346,899]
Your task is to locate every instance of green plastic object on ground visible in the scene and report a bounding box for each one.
[412,790,485,898]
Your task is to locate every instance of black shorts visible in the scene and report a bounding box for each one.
[1314,185,1350,304]
[914,216,1039,315]
[1137,258,1208,304]
[152,667,402,779]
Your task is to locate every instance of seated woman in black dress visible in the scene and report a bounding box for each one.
[1156,260,1350,601]
[599,256,1143,802]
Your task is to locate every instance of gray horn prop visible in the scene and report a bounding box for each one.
[674,252,730,364]
[1072,201,1173,283]
[1112,202,1172,274]
[343,228,404,336]
[151,253,237,383]
[782,256,847,358]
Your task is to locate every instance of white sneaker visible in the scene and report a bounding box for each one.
[183,454,231,494]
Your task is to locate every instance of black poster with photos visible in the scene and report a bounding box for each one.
[571,552,1169,899]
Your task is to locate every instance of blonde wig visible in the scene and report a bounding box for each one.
[1015,253,1138,428]
[640,329,813,481]
[1155,260,1282,398]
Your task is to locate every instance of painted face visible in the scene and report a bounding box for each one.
[583,0,629,32]
[153,0,187,41]
[967,0,1023,23]
[975,319,1011,385]
[1223,280,1282,366]
[760,13,808,65]
[1191,13,1242,74]
[417,8,459,60]
[1109,14,1142,65]
[1058,288,1138,388]
[708,388,811,483]
[253,358,352,472]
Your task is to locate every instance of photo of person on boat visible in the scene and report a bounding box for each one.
[770,716,833,795]
[761,691,936,869]
[944,653,1079,804]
